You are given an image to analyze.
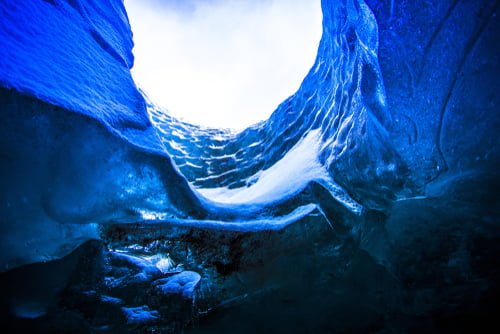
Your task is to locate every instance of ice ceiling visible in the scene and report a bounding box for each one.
[125,0,322,129]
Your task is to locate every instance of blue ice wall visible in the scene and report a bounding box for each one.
[366,0,499,185]
[0,0,498,279]
[0,0,150,134]
[0,0,205,269]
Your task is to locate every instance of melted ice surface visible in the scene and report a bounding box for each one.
[198,130,326,204]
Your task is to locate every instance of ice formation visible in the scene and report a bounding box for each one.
[0,0,498,332]
[1,0,398,270]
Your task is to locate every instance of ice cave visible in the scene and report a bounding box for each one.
[0,0,499,333]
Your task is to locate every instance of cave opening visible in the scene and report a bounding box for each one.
[125,0,323,130]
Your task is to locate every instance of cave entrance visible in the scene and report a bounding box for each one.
[124,0,322,130]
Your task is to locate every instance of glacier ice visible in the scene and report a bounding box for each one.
[154,271,201,299]
[0,0,499,332]
[121,305,158,324]
[1,0,399,269]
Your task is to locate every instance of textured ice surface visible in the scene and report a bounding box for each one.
[154,271,201,299]
[100,295,123,305]
[0,0,149,135]
[142,204,318,232]
[198,130,327,204]
[108,252,160,277]
[121,305,159,324]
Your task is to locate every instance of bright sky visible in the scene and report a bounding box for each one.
[125,0,322,130]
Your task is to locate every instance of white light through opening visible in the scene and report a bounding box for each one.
[125,0,322,130]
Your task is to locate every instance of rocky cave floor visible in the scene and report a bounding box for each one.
[1,180,499,334]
